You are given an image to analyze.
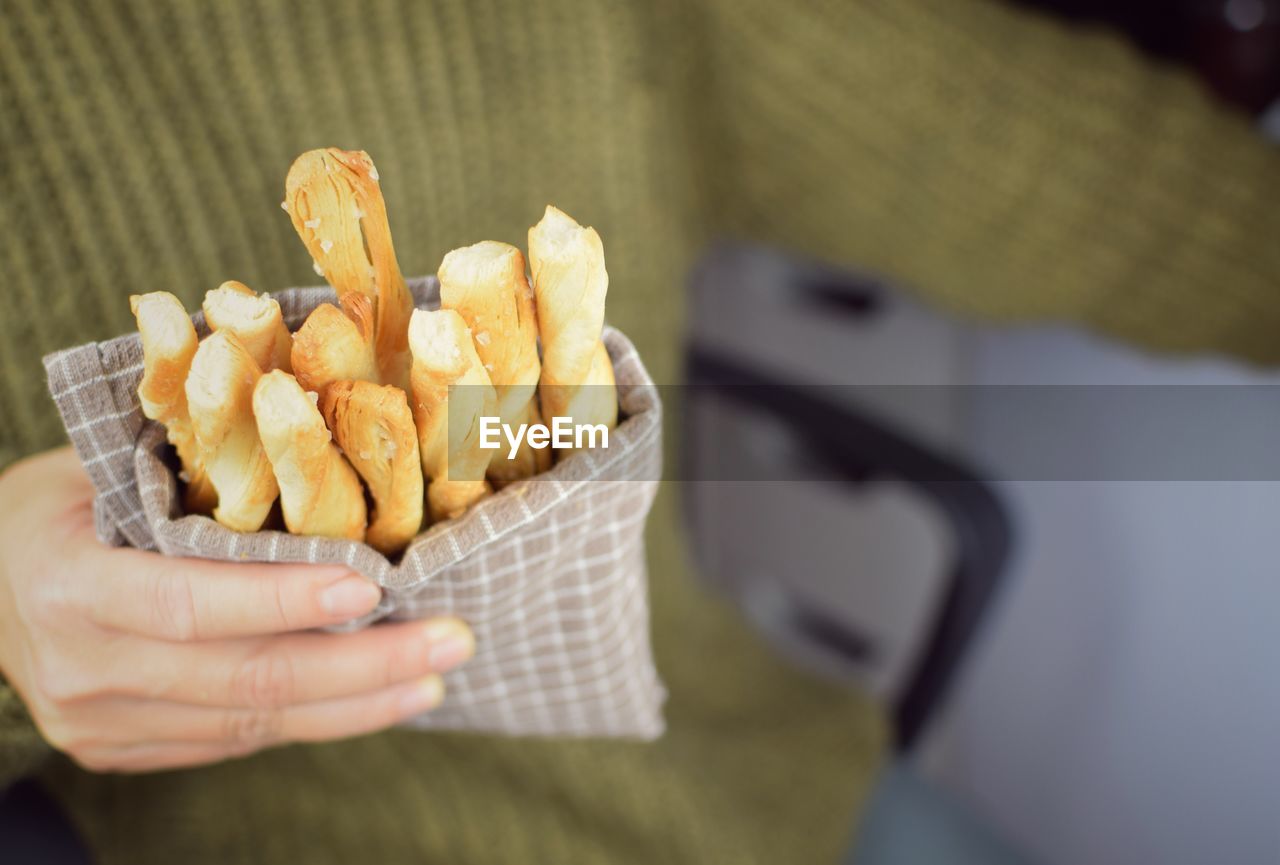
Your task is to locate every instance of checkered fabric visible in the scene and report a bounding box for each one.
[42,277,666,740]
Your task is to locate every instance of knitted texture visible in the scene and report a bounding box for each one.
[1,0,1278,861]
[0,681,49,784]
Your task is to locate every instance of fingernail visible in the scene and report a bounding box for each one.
[399,676,444,715]
[423,619,475,672]
[320,575,381,617]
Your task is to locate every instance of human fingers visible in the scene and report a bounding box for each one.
[135,617,474,708]
[69,740,258,774]
[79,545,382,640]
[66,676,446,749]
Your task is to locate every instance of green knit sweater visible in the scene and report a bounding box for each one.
[2,0,1278,862]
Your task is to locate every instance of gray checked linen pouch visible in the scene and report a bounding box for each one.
[42,276,666,740]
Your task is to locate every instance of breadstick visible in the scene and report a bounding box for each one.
[202,280,292,373]
[319,380,423,555]
[253,371,367,540]
[284,148,413,389]
[291,292,380,393]
[561,339,618,431]
[185,331,279,532]
[528,205,617,439]
[438,240,548,485]
[130,292,217,514]
[407,309,497,522]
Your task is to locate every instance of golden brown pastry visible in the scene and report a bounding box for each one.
[438,240,547,485]
[130,291,218,514]
[560,339,618,432]
[185,331,279,531]
[201,280,292,373]
[283,148,414,389]
[319,380,423,555]
[527,205,617,441]
[253,370,367,540]
[290,292,380,393]
[407,309,497,522]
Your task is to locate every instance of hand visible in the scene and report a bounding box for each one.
[0,447,473,773]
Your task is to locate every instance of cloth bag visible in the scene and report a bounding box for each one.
[42,276,666,740]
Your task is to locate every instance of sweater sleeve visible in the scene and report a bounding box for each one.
[698,0,1280,364]
[0,677,50,787]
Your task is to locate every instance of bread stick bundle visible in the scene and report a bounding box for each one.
[528,206,618,447]
[438,240,548,486]
[284,148,414,390]
[202,281,293,373]
[130,292,218,514]
[253,371,367,540]
[185,331,279,531]
[319,380,423,555]
[291,292,380,393]
[408,309,497,522]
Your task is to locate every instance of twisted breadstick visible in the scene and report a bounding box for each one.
[528,206,616,441]
[438,240,547,485]
[284,148,413,389]
[185,331,278,531]
[408,309,497,522]
[561,339,618,431]
[202,281,292,373]
[291,292,380,393]
[130,292,217,514]
[253,371,367,540]
[319,380,423,555]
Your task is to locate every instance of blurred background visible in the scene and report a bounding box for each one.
[1018,0,1280,114]
[684,2,1280,864]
